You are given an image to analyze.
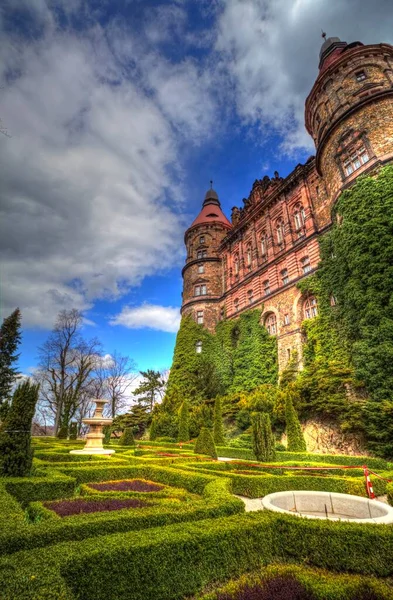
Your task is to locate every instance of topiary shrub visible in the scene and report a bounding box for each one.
[0,380,39,476]
[178,399,190,442]
[118,427,135,447]
[213,397,225,445]
[69,422,78,440]
[103,426,112,445]
[194,427,218,459]
[149,418,158,441]
[284,386,306,452]
[252,413,276,462]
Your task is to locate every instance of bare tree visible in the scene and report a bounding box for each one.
[95,351,138,418]
[35,309,102,437]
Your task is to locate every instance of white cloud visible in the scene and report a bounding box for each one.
[110,303,181,333]
[0,5,218,328]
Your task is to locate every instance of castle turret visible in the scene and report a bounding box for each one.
[305,35,393,200]
[181,187,231,331]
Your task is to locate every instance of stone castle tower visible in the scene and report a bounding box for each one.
[181,36,393,370]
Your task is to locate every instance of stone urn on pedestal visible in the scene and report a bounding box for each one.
[70,399,115,456]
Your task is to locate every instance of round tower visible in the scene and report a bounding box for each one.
[305,36,393,200]
[181,187,232,332]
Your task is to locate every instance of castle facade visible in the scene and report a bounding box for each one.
[181,36,393,371]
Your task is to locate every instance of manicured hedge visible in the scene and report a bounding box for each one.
[387,482,393,506]
[4,470,76,506]
[196,563,393,600]
[215,447,390,469]
[2,510,393,600]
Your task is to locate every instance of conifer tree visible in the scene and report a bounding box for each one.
[149,417,158,441]
[285,386,306,452]
[0,380,39,476]
[69,421,78,440]
[252,412,276,462]
[118,426,135,446]
[194,426,217,459]
[177,399,190,442]
[0,308,22,417]
[213,396,225,445]
[103,425,111,445]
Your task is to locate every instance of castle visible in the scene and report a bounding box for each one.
[181,36,393,372]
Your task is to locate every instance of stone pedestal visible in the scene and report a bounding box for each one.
[70,399,115,456]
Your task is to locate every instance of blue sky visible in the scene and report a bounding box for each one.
[1,0,392,376]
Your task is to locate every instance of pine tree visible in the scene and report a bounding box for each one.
[0,308,22,417]
[213,396,225,445]
[0,380,39,476]
[285,386,306,452]
[194,427,217,459]
[118,426,135,446]
[252,412,276,462]
[177,399,190,442]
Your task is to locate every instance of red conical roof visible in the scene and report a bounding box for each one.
[188,188,232,231]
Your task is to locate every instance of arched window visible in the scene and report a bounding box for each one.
[247,289,253,304]
[246,244,252,267]
[265,313,277,335]
[276,218,285,245]
[281,268,289,285]
[330,294,337,307]
[304,296,318,319]
[260,232,266,257]
[196,341,203,354]
[234,254,239,275]
[293,203,306,234]
[199,235,205,244]
[234,298,239,312]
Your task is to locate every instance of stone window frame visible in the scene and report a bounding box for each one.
[246,243,252,269]
[275,217,285,247]
[196,310,204,324]
[284,313,290,325]
[263,279,270,296]
[264,312,277,335]
[281,268,289,285]
[198,264,205,274]
[197,250,207,259]
[300,256,311,274]
[194,284,207,296]
[247,289,253,304]
[199,235,205,244]
[234,297,240,312]
[196,340,203,354]
[260,231,268,258]
[234,253,240,275]
[330,294,337,307]
[293,203,306,237]
[355,70,367,82]
[335,129,375,182]
[304,296,318,320]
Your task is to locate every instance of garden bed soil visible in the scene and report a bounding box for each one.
[87,479,165,493]
[44,497,149,517]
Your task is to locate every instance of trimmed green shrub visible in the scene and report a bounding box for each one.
[195,427,218,459]
[387,482,393,507]
[103,426,111,445]
[284,387,306,452]
[213,397,225,446]
[252,413,275,462]
[0,380,39,476]
[118,427,135,447]
[149,418,158,441]
[178,400,190,442]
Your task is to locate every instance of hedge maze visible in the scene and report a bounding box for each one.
[1,438,393,599]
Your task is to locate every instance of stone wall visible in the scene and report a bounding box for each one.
[281,418,368,455]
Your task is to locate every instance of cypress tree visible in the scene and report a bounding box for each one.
[252,412,276,462]
[285,386,306,452]
[69,421,78,440]
[177,399,190,442]
[213,396,225,445]
[149,417,158,441]
[0,308,22,417]
[194,427,217,459]
[0,380,39,477]
[103,425,111,445]
[118,426,135,446]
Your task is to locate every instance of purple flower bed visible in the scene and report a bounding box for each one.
[88,479,165,493]
[44,497,149,517]
[217,576,316,600]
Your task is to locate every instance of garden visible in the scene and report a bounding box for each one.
[2,435,393,600]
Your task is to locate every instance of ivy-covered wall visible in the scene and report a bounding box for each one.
[297,166,393,457]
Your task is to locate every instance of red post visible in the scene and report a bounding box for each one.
[363,466,376,499]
